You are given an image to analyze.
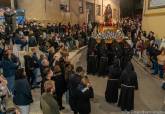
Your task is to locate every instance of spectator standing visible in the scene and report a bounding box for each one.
[136,39,144,61]
[40,80,60,114]
[41,68,53,94]
[52,65,66,110]
[1,49,19,93]
[68,66,84,114]
[75,76,94,114]
[13,68,33,114]
[157,48,165,79]
[31,48,40,88]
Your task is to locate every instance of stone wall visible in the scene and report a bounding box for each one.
[17,0,87,24]
[142,0,165,38]
[69,46,87,70]
[17,0,120,24]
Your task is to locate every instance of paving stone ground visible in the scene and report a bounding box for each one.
[30,48,165,114]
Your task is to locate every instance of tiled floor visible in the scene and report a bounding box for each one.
[29,48,165,114]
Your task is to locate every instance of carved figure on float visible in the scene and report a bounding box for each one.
[104,4,112,26]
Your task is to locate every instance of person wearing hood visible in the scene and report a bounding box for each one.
[87,46,98,75]
[111,39,125,70]
[105,58,122,103]
[87,37,97,75]
[97,39,108,76]
[118,62,138,111]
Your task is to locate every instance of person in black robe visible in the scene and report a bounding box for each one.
[97,39,108,76]
[112,40,125,69]
[87,53,98,75]
[87,43,98,75]
[123,41,134,67]
[105,58,122,103]
[87,37,98,75]
[75,76,94,114]
[118,62,138,111]
[107,44,114,66]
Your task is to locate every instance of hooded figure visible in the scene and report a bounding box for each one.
[111,40,125,69]
[87,46,98,75]
[87,37,98,75]
[97,39,108,76]
[118,62,138,111]
[105,59,122,103]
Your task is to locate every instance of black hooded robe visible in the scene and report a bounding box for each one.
[87,54,98,75]
[105,61,122,103]
[87,38,98,75]
[118,62,138,111]
[97,44,108,76]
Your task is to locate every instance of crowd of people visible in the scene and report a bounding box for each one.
[0,14,164,114]
[120,17,165,80]
[87,31,138,111]
[85,16,165,112]
[0,19,95,114]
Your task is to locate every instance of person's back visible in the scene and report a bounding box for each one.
[120,63,138,88]
[13,78,33,105]
[13,68,33,114]
[68,73,82,90]
[118,62,138,111]
[41,93,60,114]
[40,80,60,114]
[29,36,37,47]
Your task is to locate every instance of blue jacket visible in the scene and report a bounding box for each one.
[14,36,22,45]
[28,36,37,47]
[13,78,33,105]
[0,58,18,77]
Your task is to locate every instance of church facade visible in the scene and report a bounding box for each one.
[15,0,120,24]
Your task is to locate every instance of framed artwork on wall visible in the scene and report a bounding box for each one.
[148,0,165,9]
[79,0,83,13]
[60,0,70,12]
